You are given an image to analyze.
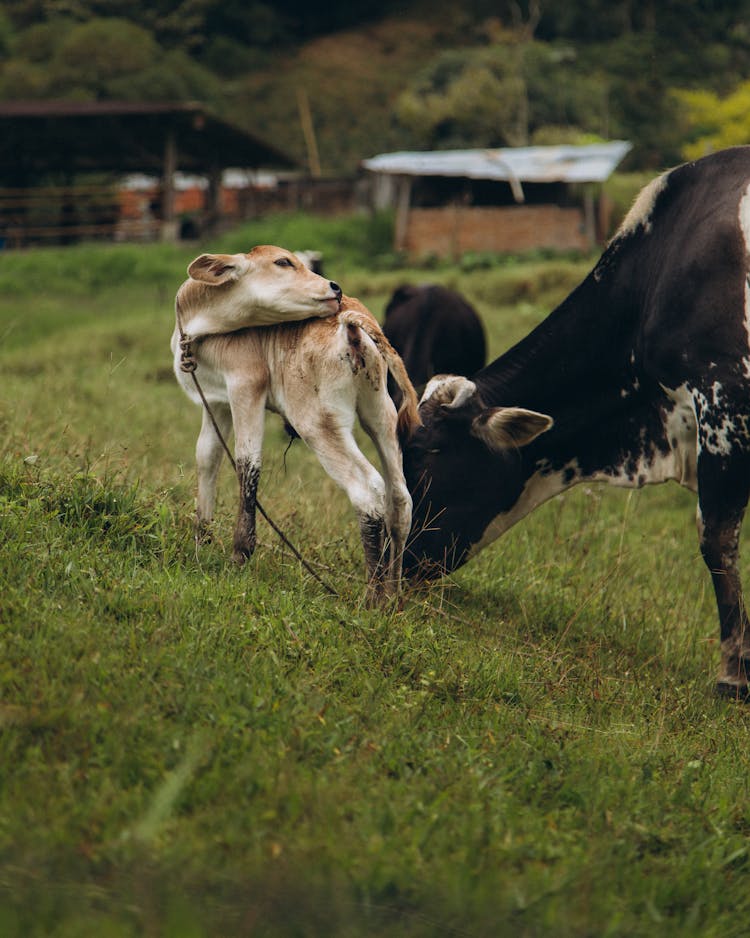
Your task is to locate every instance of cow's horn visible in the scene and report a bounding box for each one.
[443,378,477,410]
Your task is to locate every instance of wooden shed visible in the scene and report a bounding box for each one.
[362,142,632,258]
[0,101,297,244]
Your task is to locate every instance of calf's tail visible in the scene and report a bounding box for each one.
[340,306,422,439]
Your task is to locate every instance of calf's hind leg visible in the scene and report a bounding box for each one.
[695,441,750,698]
[298,416,391,604]
[358,402,412,597]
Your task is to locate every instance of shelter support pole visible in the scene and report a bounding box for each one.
[160,129,178,242]
[206,165,222,235]
[394,176,412,253]
[583,184,596,248]
[597,187,613,242]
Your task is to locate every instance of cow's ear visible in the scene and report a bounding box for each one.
[472,407,553,452]
[187,253,250,285]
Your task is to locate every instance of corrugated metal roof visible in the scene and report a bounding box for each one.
[362,141,632,183]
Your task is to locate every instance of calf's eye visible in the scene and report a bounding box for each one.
[274,257,295,268]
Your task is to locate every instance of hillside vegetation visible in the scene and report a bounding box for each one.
[2,0,750,172]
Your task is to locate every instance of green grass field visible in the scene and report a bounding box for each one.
[2,219,750,936]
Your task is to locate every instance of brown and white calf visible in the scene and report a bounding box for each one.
[172,245,420,602]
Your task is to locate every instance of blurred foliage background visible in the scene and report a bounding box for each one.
[1,0,749,173]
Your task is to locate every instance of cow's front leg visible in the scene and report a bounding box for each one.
[696,444,750,698]
[228,380,267,566]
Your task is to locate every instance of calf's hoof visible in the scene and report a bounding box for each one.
[364,580,403,609]
[364,580,387,608]
[194,520,213,545]
[232,539,256,566]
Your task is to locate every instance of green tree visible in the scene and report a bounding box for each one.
[394,38,607,150]
[51,18,160,96]
[106,49,223,106]
[674,82,750,160]
[395,46,527,149]
[0,15,223,106]
[0,59,49,97]
[0,8,15,56]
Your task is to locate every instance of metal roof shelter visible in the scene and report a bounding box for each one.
[362,141,632,186]
[0,100,297,240]
[362,142,633,256]
[0,100,295,176]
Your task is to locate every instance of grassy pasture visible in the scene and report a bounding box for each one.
[2,218,750,936]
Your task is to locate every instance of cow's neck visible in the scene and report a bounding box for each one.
[469,272,677,549]
[477,274,629,410]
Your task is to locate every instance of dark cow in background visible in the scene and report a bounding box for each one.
[294,250,325,276]
[402,146,750,698]
[383,284,486,402]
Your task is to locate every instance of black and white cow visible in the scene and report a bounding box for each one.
[401,146,750,698]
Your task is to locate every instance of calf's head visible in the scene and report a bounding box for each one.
[181,244,342,335]
[402,375,553,577]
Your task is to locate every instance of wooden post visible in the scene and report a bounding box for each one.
[296,88,321,178]
[161,129,178,242]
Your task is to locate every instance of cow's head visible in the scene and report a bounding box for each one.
[383,284,419,320]
[183,245,342,333]
[402,375,553,578]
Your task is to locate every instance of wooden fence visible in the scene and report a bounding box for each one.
[0,177,363,248]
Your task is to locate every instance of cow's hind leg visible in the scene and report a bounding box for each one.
[695,434,750,698]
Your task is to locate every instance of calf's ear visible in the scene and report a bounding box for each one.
[472,407,553,452]
[187,253,250,285]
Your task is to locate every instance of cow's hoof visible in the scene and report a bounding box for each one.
[715,681,750,701]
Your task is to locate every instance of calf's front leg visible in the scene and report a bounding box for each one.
[357,510,388,606]
[227,380,267,565]
[233,457,261,564]
[195,401,233,543]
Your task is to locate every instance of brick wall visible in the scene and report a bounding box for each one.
[404,204,591,256]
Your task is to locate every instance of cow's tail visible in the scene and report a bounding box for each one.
[341,308,422,439]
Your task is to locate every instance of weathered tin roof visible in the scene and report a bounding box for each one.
[362,141,632,183]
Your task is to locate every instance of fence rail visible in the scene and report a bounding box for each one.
[0,183,123,247]
[0,177,363,247]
